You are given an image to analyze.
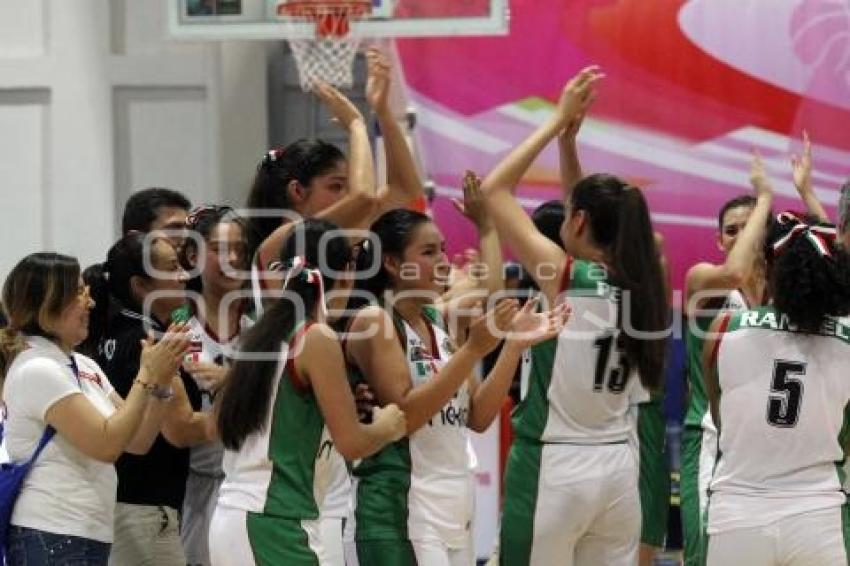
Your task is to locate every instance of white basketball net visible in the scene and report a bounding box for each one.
[280,3,369,91]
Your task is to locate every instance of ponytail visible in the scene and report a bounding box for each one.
[218,275,320,450]
[610,187,669,391]
[571,175,669,392]
[217,218,351,450]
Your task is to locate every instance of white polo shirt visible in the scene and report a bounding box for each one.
[4,335,118,542]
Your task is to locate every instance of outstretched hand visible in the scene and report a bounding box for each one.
[451,170,489,229]
[313,80,364,129]
[791,130,813,195]
[466,299,519,357]
[553,66,604,130]
[749,149,773,199]
[506,298,570,349]
[365,47,391,115]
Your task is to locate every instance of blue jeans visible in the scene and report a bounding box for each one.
[7,525,110,565]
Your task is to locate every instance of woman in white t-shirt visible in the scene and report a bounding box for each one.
[0,252,189,565]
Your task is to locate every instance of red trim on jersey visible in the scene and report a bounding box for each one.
[708,312,732,369]
[498,397,514,504]
[201,313,245,345]
[286,322,314,392]
[190,297,246,345]
[558,256,575,293]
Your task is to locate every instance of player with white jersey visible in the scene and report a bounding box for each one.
[703,213,850,565]
[481,67,669,566]
[208,220,407,566]
[345,209,566,566]
[681,154,774,565]
[177,205,254,565]
[180,311,254,564]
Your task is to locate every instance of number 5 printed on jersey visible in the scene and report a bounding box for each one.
[767,360,806,427]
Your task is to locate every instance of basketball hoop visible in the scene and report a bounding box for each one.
[277,0,373,91]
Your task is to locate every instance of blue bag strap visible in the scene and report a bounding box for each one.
[27,427,55,465]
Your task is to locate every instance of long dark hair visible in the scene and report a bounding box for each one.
[764,214,850,332]
[354,208,432,301]
[571,174,669,391]
[1,253,80,378]
[245,141,346,258]
[218,218,351,450]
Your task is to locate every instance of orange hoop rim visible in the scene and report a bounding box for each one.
[277,0,373,19]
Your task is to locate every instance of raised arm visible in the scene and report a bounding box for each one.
[791,130,830,223]
[481,66,602,302]
[685,152,774,311]
[452,171,503,298]
[557,114,586,201]
[367,48,424,213]
[299,324,405,460]
[257,83,378,268]
[436,172,505,340]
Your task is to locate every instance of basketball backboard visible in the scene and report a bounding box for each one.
[168,0,509,40]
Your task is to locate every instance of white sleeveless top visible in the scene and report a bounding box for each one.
[708,308,850,534]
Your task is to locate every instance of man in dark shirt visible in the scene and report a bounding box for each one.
[97,307,207,564]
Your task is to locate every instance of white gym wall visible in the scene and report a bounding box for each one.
[0,0,269,280]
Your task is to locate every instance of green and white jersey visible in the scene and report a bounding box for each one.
[353,306,473,547]
[513,258,642,445]
[217,322,336,520]
[707,307,850,535]
[683,289,748,433]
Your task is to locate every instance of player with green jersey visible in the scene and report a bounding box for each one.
[209,220,406,566]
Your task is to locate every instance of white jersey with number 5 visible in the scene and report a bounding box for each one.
[708,307,850,535]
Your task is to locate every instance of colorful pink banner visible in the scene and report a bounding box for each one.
[397,0,850,291]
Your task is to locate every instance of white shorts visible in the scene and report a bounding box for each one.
[707,506,848,566]
[208,506,324,566]
[412,535,475,566]
[501,442,640,566]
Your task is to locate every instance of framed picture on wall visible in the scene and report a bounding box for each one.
[186,0,242,17]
